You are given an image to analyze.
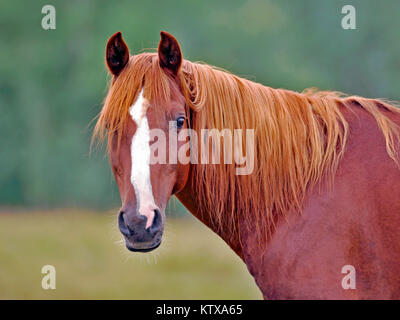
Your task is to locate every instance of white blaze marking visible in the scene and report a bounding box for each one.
[129,89,157,229]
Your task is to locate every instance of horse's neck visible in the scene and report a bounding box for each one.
[175,173,244,260]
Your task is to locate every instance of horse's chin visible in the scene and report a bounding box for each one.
[125,241,161,253]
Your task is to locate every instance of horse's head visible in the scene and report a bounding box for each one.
[101,31,190,252]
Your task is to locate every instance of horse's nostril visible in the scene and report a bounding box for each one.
[149,209,162,232]
[118,211,133,237]
[118,209,163,242]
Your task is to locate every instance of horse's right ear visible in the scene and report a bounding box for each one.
[106,32,130,76]
[158,31,182,76]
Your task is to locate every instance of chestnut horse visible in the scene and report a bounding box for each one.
[93,31,400,299]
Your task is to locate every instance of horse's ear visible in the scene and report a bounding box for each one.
[158,31,182,76]
[106,32,130,76]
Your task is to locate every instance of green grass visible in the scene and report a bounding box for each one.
[0,210,261,299]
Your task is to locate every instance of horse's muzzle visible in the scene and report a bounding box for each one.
[118,209,163,252]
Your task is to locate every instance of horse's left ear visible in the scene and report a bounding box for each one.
[158,31,182,76]
[106,32,130,76]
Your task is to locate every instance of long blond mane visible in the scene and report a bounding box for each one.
[93,52,400,244]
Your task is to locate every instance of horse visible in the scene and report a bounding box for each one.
[92,31,400,299]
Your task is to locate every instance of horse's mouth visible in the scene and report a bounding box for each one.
[125,241,161,253]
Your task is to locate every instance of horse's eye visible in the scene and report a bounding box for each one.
[176,116,185,129]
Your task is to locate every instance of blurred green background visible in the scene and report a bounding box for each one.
[0,211,260,299]
[0,0,399,299]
